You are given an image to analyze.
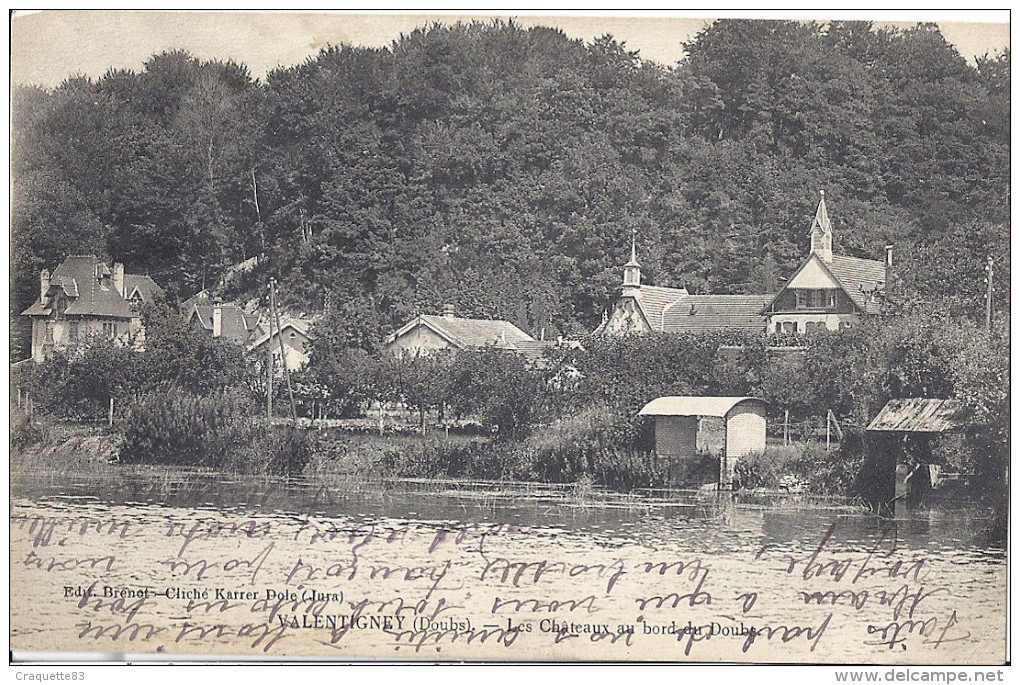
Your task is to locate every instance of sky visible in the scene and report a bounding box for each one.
[10,10,1011,88]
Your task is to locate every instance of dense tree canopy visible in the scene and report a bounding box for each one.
[11,19,1010,358]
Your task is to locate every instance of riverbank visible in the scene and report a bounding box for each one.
[8,406,856,507]
[14,408,1010,546]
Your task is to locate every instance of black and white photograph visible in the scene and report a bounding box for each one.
[8,10,1010,669]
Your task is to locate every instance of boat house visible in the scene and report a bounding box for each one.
[866,398,973,514]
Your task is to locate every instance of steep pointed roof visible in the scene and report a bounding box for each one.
[21,255,136,319]
[625,231,640,267]
[633,285,690,331]
[761,252,887,314]
[188,302,261,345]
[809,190,832,236]
[124,274,164,303]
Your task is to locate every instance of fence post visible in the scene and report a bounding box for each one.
[784,409,790,446]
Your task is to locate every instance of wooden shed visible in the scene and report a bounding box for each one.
[638,396,768,486]
[866,398,973,515]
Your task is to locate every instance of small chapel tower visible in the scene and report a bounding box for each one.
[809,190,833,263]
[622,230,641,297]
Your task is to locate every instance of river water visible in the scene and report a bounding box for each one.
[9,471,1007,663]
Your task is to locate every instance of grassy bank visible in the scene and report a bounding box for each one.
[11,403,864,499]
[11,408,120,479]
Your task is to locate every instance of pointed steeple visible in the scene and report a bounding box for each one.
[622,229,641,294]
[809,190,833,263]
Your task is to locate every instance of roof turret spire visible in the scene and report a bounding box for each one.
[809,190,833,263]
[625,228,640,267]
[622,229,642,292]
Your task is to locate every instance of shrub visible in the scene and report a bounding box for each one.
[733,441,864,495]
[10,408,45,449]
[120,386,309,475]
[733,450,785,490]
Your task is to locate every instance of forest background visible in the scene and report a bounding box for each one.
[9,19,1010,494]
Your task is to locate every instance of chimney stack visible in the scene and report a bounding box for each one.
[113,262,125,297]
[212,305,223,338]
[884,245,894,302]
[40,269,50,301]
[442,304,456,319]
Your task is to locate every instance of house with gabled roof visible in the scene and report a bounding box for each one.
[384,305,546,358]
[761,191,891,334]
[181,290,262,346]
[597,192,892,338]
[248,315,317,373]
[594,236,769,336]
[20,255,164,362]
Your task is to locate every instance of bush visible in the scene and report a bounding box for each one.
[370,405,723,492]
[120,386,310,475]
[733,441,864,495]
[733,450,785,490]
[10,408,45,449]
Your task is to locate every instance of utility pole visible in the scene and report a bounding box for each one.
[985,256,994,332]
[270,278,298,423]
[266,284,273,427]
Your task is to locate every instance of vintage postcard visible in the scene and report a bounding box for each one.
[9,10,1009,666]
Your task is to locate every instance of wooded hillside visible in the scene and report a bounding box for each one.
[11,19,1010,356]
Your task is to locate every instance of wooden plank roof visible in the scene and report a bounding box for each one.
[866,398,972,433]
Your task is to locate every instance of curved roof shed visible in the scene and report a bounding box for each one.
[638,396,769,486]
[639,396,767,418]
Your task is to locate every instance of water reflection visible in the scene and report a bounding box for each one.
[16,467,1004,554]
[10,466,1007,663]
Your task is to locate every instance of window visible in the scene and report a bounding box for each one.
[103,322,116,340]
[780,321,798,334]
[795,291,806,309]
[44,322,54,343]
[828,291,838,308]
[69,322,79,343]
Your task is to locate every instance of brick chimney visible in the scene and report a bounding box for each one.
[212,306,223,338]
[40,269,50,301]
[112,262,125,297]
[442,304,456,319]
